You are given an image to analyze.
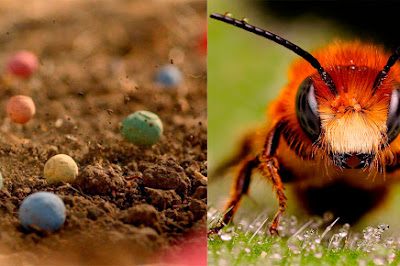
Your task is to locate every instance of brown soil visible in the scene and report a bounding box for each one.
[0,0,206,265]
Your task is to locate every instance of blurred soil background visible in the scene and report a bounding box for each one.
[0,0,206,265]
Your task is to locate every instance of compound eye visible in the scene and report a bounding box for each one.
[295,77,321,142]
[387,89,400,143]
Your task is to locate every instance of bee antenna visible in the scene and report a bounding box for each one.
[373,46,400,92]
[210,13,338,95]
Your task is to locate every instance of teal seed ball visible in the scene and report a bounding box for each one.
[121,111,163,146]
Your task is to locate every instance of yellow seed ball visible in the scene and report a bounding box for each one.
[44,154,78,184]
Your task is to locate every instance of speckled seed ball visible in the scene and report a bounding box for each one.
[6,95,36,124]
[121,110,163,146]
[44,154,78,184]
[155,65,183,88]
[6,51,39,78]
[19,192,66,231]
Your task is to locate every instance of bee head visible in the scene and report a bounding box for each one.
[296,63,400,169]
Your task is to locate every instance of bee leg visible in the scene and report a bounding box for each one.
[258,121,287,235]
[259,156,287,235]
[208,122,286,236]
[208,155,259,235]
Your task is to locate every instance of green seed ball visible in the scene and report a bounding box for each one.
[121,110,163,146]
[44,154,78,184]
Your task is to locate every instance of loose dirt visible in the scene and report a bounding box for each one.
[0,0,206,264]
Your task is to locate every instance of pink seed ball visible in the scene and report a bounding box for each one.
[7,95,36,124]
[6,51,39,78]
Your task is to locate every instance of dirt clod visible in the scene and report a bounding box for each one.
[144,187,181,210]
[75,164,124,195]
[189,199,207,221]
[141,159,191,196]
[120,204,161,231]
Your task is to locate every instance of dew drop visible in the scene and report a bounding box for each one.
[270,253,282,260]
[224,12,233,18]
[373,257,385,265]
[260,251,267,259]
[221,233,232,241]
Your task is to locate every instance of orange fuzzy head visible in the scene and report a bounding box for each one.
[274,41,400,171]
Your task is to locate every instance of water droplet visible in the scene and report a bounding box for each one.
[384,237,394,247]
[290,216,298,226]
[270,253,282,260]
[287,237,301,254]
[373,257,385,265]
[260,251,267,259]
[388,250,396,263]
[218,258,228,266]
[224,12,233,18]
[221,233,232,241]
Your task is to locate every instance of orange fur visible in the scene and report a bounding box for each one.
[265,41,400,183]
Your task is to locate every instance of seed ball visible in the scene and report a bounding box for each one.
[0,172,3,191]
[6,95,36,124]
[121,110,163,146]
[19,192,66,231]
[154,65,183,88]
[6,51,39,78]
[44,154,78,184]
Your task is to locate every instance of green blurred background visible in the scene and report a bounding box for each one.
[208,0,400,231]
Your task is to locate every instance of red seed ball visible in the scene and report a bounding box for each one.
[7,95,36,124]
[6,51,39,78]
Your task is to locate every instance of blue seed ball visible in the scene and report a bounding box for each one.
[154,65,183,88]
[19,192,66,231]
[121,110,163,146]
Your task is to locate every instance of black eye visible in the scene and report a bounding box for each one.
[387,89,400,143]
[295,77,321,142]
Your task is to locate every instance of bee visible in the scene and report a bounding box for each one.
[210,13,400,235]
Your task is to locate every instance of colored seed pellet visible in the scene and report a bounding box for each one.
[121,110,163,146]
[154,65,183,88]
[6,95,36,124]
[19,192,66,231]
[6,51,39,78]
[44,154,78,184]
